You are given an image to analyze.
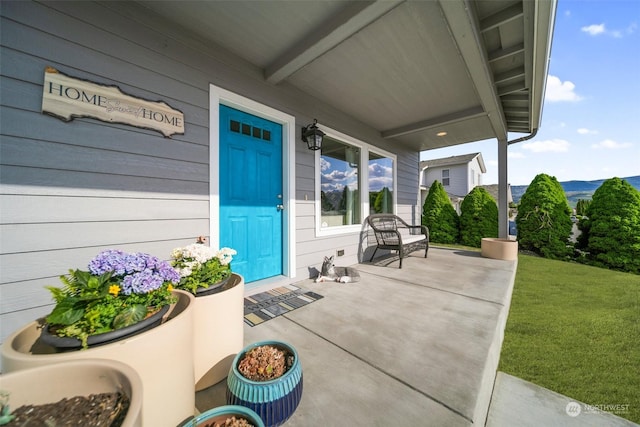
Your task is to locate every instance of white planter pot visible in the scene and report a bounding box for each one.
[0,359,143,427]
[481,238,519,261]
[194,273,244,391]
[1,290,196,427]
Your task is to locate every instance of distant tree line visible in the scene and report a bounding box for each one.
[421,174,640,275]
[322,187,393,214]
[575,198,591,216]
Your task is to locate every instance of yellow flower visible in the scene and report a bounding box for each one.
[167,284,174,292]
[108,284,121,296]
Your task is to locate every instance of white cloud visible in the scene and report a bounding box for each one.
[487,160,499,166]
[581,22,637,38]
[577,128,598,135]
[545,75,582,102]
[368,162,393,191]
[522,139,570,153]
[320,157,331,172]
[591,139,632,149]
[508,152,525,159]
[581,23,605,36]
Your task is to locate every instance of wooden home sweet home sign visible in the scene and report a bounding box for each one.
[41,66,184,137]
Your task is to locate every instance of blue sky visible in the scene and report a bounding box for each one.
[420,0,640,186]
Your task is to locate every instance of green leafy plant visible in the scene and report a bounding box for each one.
[45,250,179,349]
[459,187,498,247]
[515,173,573,259]
[577,177,640,274]
[422,180,459,244]
[171,241,237,294]
[0,391,15,425]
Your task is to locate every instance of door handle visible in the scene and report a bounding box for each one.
[276,204,284,211]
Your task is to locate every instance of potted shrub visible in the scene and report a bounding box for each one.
[40,249,179,349]
[182,405,264,427]
[226,341,303,427]
[171,237,245,391]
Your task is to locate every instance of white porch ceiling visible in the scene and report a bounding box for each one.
[134,0,556,152]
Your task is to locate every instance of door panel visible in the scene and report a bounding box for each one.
[219,105,283,283]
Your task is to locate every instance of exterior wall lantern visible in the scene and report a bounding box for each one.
[301,119,325,151]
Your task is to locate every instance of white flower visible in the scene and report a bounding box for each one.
[177,266,192,278]
[216,247,237,265]
[171,243,237,273]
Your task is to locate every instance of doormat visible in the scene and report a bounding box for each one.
[244,285,323,326]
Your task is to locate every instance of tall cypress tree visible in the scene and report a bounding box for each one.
[374,187,393,213]
[460,187,498,247]
[422,180,459,244]
[515,173,573,259]
[577,177,640,274]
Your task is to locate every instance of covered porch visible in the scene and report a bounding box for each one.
[196,247,517,425]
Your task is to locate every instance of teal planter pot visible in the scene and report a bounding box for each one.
[186,405,264,427]
[226,341,303,427]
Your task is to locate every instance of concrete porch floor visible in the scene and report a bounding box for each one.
[194,247,638,426]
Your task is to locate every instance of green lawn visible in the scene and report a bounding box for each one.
[499,255,640,423]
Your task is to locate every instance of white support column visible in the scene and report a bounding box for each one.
[498,138,509,239]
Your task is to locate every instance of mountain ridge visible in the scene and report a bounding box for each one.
[511,175,640,206]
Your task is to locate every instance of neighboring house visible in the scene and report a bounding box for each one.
[0,1,556,357]
[420,153,486,212]
[479,184,514,211]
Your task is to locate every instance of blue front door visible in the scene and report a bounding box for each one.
[219,105,283,283]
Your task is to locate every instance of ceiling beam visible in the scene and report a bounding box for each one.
[501,93,529,102]
[264,0,404,84]
[498,81,527,96]
[438,0,507,141]
[488,43,525,62]
[480,3,523,33]
[494,66,525,84]
[503,107,529,116]
[381,106,485,138]
[505,117,530,124]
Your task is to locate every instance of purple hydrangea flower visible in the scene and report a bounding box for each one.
[88,249,128,275]
[88,250,180,295]
[157,262,181,284]
[121,269,164,295]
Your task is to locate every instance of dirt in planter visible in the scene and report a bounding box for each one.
[6,392,130,427]
[200,416,255,427]
[237,345,294,382]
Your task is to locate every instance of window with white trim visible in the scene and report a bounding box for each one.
[442,169,450,186]
[369,151,394,214]
[319,137,361,228]
[316,128,396,235]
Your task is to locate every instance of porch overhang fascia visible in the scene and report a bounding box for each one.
[527,0,557,132]
[438,0,508,142]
